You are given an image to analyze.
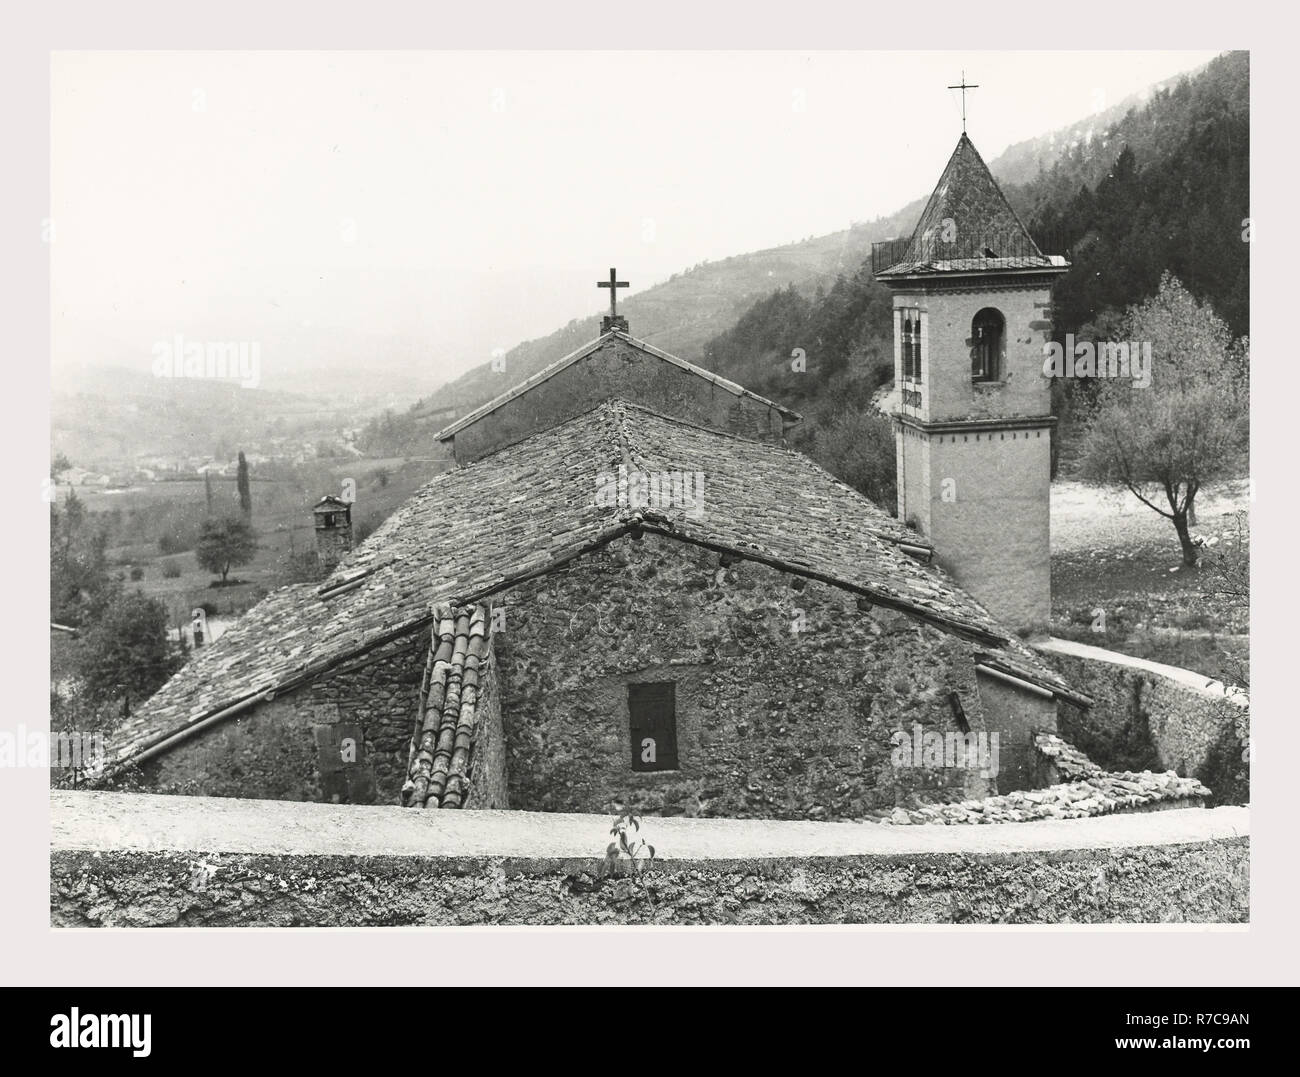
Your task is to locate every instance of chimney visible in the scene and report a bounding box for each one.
[312,495,353,570]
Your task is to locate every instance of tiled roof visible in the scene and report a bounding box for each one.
[435,330,801,441]
[878,133,1058,278]
[403,605,490,809]
[109,398,1083,774]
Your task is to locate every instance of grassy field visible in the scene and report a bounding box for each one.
[66,455,451,629]
[1050,478,1249,681]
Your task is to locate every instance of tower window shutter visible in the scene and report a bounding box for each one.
[916,310,926,384]
[894,308,905,381]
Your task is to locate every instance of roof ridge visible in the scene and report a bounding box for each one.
[435,333,616,440]
[602,399,641,484]
[605,397,784,448]
[441,396,619,468]
[442,394,767,470]
[612,331,802,420]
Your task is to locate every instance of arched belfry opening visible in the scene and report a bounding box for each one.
[971,307,1005,382]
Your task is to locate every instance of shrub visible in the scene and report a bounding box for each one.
[804,403,897,512]
[161,560,182,579]
[129,566,145,581]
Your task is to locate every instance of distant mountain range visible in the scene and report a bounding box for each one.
[51,364,366,470]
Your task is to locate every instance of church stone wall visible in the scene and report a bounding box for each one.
[137,696,323,801]
[307,633,429,803]
[449,337,788,463]
[492,534,994,819]
[133,632,430,806]
[126,544,1064,813]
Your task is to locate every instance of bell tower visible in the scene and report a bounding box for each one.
[875,133,1069,631]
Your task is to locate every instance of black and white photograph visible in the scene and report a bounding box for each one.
[1,0,1291,1027]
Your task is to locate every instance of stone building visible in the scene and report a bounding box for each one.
[106,393,1087,814]
[103,131,1203,822]
[312,494,353,570]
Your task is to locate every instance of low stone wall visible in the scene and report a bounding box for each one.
[1035,638,1249,805]
[50,792,1249,926]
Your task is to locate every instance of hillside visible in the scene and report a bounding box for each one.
[1026,51,1249,337]
[50,362,429,473]
[361,54,1235,456]
[696,50,1247,503]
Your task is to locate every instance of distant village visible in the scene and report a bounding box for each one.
[53,428,370,491]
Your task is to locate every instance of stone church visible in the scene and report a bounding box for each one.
[101,132,1135,820]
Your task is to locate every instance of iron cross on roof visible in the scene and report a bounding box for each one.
[948,71,979,133]
[597,267,629,319]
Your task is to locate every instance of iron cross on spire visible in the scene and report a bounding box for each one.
[948,71,979,133]
[597,267,629,318]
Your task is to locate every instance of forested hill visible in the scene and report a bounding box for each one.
[700,51,1248,418]
[361,52,1243,456]
[1028,50,1248,338]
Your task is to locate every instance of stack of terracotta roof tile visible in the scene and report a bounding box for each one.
[402,604,490,808]
[1032,731,1103,781]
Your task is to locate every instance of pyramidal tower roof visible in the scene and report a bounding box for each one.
[878,133,1062,277]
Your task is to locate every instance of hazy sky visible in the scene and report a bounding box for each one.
[51,50,1221,391]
